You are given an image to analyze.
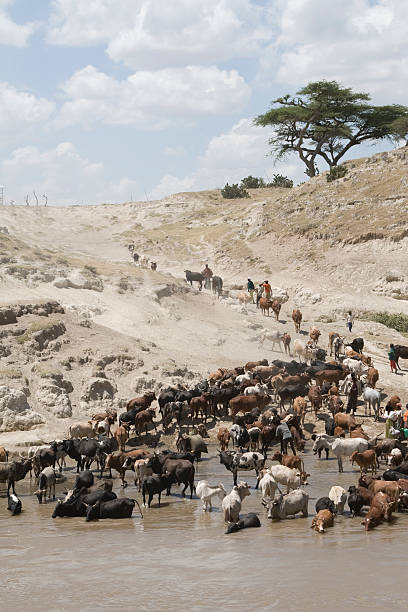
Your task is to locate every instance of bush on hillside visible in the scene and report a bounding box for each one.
[221,183,250,199]
[360,311,408,333]
[240,176,266,189]
[327,165,348,182]
[267,173,293,188]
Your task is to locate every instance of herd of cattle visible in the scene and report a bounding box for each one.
[2,323,408,533]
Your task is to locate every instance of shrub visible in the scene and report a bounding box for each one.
[360,311,408,333]
[240,176,266,189]
[327,165,348,182]
[84,264,98,275]
[221,183,250,199]
[266,174,293,188]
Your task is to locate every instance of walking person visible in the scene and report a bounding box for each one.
[388,343,398,374]
[262,280,271,300]
[276,419,296,455]
[256,283,264,309]
[247,278,255,304]
[346,311,354,333]
[202,264,213,290]
[346,373,358,415]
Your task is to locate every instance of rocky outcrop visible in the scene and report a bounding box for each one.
[82,378,117,401]
[32,321,66,350]
[0,385,44,431]
[0,308,17,326]
[32,369,73,419]
[54,270,104,292]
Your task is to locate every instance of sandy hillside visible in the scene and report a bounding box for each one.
[1,146,408,448]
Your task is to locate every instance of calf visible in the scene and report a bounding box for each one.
[135,408,157,435]
[225,513,261,534]
[190,393,210,422]
[196,480,226,511]
[35,466,56,504]
[293,396,308,426]
[258,470,280,501]
[347,488,365,517]
[271,451,304,473]
[351,450,377,475]
[7,493,22,515]
[311,509,334,533]
[222,482,251,523]
[269,465,308,493]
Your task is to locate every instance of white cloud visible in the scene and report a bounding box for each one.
[150,118,304,199]
[2,142,138,206]
[0,0,36,47]
[260,0,408,103]
[0,82,55,141]
[47,0,270,68]
[57,65,250,129]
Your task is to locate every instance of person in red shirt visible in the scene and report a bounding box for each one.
[262,280,271,299]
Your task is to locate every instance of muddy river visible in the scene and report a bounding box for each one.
[0,446,406,611]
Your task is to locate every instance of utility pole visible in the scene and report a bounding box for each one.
[0,185,4,205]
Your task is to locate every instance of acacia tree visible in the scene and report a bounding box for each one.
[255,80,408,177]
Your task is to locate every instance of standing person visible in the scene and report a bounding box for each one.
[388,344,398,374]
[247,278,255,303]
[256,283,264,309]
[202,264,213,290]
[346,373,358,414]
[346,311,354,333]
[276,419,296,455]
[262,280,271,300]
[383,400,402,438]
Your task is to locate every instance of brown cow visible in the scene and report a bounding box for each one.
[271,451,304,472]
[315,369,348,387]
[259,298,273,316]
[366,367,379,388]
[134,408,157,435]
[350,425,369,440]
[271,300,281,321]
[312,509,334,533]
[208,368,229,382]
[251,365,282,381]
[217,427,231,451]
[328,394,344,416]
[293,396,308,426]
[309,326,321,346]
[244,359,268,371]
[345,349,372,366]
[292,309,302,333]
[229,394,270,418]
[282,333,291,355]
[282,373,311,386]
[126,392,156,411]
[0,446,8,462]
[351,449,377,475]
[359,475,400,502]
[334,412,357,431]
[308,385,322,416]
[190,393,210,422]
[114,423,130,452]
[334,426,346,437]
[105,449,150,486]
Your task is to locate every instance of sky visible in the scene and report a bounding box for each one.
[0,0,407,206]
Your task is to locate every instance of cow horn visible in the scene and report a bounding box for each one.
[131,498,144,519]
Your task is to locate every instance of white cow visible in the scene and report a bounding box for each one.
[258,472,281,500]
[35,466,56,504]
[68,421,96,439]
[329,485,347,514]
[387,448,403,467]
[268,465,303,493]
[293,340,316,364]
[133,458,153,491]
[362,384,381,420]
[342,358,368,377]
[259,329,284,351]
[196,480,226,511]
[222,482,251,523]
[244,382,269,396]
[313,437,369,472]
[235,371,253,385]
[140,254,149,268]
[340,374,362,396]
[264,489,309,520]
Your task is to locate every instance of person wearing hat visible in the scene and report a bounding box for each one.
[247,278,255,303]
[276,419,296,455]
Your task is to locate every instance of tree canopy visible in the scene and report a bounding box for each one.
[255,80,408,177]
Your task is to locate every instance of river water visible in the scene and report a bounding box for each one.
[0,446,406,611]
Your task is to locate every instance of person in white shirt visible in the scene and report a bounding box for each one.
[346,311,354,333]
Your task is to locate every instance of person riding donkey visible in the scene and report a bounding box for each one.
[202,263,213,290]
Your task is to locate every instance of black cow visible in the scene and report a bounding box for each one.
[147,454,195,498]
[0,459,32,495]
[142,474,173,507]
[184,270,204,290]
[315,497,336,514]
[211,275,223,297]
[158,389,178,415]
[272,360,308,375]
[85,498,137,521]
[7,493,22,515]
[32,448,56,477]
[347,487,365,516]
[118,405,146,427]
[382,469,408,481]
[225,513,261,534]
[346,337,364,353]
[52,488,117,518]
[278,384,309,408]
[74,470,94,491]
[325,417,335,436]
[394,345,408,369]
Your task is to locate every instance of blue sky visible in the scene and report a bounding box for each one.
[0,0,406,205]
